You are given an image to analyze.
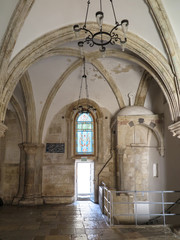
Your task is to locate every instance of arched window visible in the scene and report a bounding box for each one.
[75,112,94,155]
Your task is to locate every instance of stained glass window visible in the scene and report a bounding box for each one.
[75,112,94,155]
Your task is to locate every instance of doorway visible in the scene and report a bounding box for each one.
[75,160,94,201]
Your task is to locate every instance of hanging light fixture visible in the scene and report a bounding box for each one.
[73,58,96,113]
[73,0,129,52]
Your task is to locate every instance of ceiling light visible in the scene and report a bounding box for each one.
[73,0,129,52]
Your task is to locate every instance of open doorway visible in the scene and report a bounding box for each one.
[75,160,94,201]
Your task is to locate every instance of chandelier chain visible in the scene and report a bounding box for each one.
[110,0,118,25]
[84,0,90,28]
[78,72,83,103]
[100,0,102,12]
[85,74,89,100]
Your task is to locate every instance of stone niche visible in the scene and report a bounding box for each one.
[111,106,164,224]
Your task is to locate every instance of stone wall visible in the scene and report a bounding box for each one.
[42,104,113,203]
[1,110,22,204]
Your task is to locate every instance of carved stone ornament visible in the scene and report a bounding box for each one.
[168,121,180,138]
[0,122,8,137]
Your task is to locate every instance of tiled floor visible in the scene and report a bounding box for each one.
[0,201,179,240]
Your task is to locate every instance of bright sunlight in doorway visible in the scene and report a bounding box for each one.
[75,160,94,201]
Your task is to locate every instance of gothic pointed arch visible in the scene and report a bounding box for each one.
[0,23,179,125]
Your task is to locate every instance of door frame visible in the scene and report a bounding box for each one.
[75,158,94,201]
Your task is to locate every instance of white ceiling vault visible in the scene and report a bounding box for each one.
[0,0,180,143]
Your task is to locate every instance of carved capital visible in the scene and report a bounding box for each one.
[168,121,180,139]
[23,143,44,155]
[116,146,126,156]
[0,122,8,137]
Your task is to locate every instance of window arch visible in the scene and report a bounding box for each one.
[75,112,95,155]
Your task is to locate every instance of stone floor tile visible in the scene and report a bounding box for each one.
[33,237,46,240]
[0,201,178,240]
[87,234,99,240]
[45,235,71,240]
[36,228,50,236]
[75,228,86,234]
[59,228,76,234]
[19,223,40,230]
[71,234,88,240]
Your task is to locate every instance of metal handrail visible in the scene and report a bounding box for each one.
[102,187,180,226]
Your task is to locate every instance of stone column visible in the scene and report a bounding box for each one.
[12,143,26,205]
[20,143,44,205]
[0,122,8,137]
[23,143,37,203]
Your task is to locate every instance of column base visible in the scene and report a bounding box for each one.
[19,197,43,206]
[12,197,22,205]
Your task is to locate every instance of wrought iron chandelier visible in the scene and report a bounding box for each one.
[73,58,96,113]
[73,0,129,52]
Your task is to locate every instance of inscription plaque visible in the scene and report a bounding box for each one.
[46,143,65,153]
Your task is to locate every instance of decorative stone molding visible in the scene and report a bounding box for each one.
[21,73,36,142]
[146,0,180,83]
[65,99,104,160]
[168,121,180,139]
[134,70,151,106]
[23,143,38,155]
[0,122,8,137]
[11,95,26,141]
[0,0,35,93]
[1,22,178,124]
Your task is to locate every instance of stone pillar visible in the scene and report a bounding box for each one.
[12,143,26,205]
[0,122,8,137]
[168,121,180,138]
[19,143,44,205]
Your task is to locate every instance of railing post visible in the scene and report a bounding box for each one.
[109,190,112,226]
[103,188,106,217]
[111,191,114,225]
[162,191,166,225]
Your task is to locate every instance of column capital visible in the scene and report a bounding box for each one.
[116,146,126,155]
[168,121,180,139]
[23,143,44,155]
[0,122,8,137]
